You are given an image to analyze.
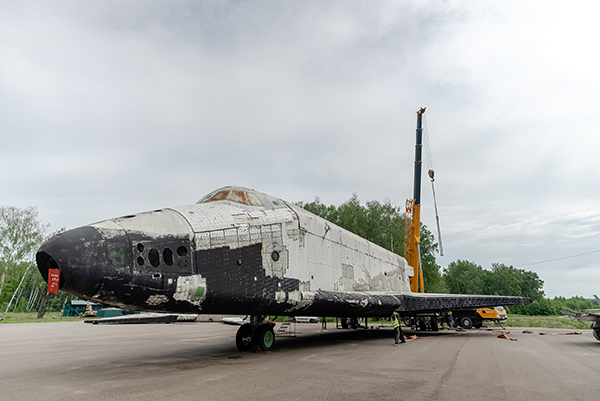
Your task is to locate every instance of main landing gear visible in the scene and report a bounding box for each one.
[235,315,276,352]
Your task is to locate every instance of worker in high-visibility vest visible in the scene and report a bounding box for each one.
[392,312,406,345]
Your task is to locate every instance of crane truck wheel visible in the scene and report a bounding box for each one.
[593,329,600,342]
[403,316,414,326]
[460,316,474,329]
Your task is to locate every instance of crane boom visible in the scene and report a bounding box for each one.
[405,107,426,293]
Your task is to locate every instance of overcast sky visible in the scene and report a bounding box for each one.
[2,1,599,298]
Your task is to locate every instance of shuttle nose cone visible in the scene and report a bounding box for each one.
[36,226,130,299]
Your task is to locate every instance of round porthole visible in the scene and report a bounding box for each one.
[137,243,144,253]
[177,246,188,257]
[271,251,280,262]
[137,256,144,266]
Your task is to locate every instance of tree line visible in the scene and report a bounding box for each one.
[298,195,598,315]
[0,206,69,318]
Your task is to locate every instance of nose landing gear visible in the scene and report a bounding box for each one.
[235,315,276,352]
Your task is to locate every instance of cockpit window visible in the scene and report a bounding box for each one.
[247,192,263,206]
[227,190,247,204]
[203,189,265,207]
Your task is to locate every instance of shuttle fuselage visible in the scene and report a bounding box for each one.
[37,186,529,351]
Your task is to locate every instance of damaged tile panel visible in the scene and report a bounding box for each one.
[290,204,406,267]
[173,274,207,306]
[94,209,192,239]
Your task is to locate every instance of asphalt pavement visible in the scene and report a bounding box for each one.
[1,321,599,401]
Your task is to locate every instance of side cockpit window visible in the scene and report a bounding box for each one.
[206,190,229,202]
[247,192,263,206]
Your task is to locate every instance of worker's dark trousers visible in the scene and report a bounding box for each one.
[395,327,406,344]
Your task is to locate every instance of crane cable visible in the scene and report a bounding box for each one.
[422,115,444,256]
[428,170,444,256]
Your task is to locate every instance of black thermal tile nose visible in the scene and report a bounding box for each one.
[36,226,129,299]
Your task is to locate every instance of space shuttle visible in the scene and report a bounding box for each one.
[36,186,530,351]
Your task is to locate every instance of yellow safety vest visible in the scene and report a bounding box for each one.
[392,315,400,328]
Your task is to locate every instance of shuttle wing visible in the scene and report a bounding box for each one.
[291,289,530,317]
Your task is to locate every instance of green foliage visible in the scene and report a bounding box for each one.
[443,260,487,295]
[298,194,445,293]
[0,206,50,304]
[419,225,446,293]
[443,261,545,296]
[516,298,558,316]
[442,259,600,316]
[443,260,551,315]
[0,205,69,316]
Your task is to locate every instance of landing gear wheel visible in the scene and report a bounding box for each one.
[236,324,253,351]
[460,316,474,329]
[593,329,600,342]
[254,324,275,351]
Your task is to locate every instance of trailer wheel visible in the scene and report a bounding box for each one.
[460,316,474,329]
[593,329,600,342]
[403,316,413,326]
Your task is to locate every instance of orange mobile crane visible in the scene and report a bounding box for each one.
[404,107,426,293]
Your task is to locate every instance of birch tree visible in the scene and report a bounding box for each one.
[0,206,49,302]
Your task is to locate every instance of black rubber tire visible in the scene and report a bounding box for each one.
[341,317,349,329]
[350,317,358,330]
[460,316,474,329]
[236,324,253,351]
[254,324,275,351]
[593,329,600,342]
[403,316,413,326]
[309,318,318,323]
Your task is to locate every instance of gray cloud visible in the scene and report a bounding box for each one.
[2,1,599,297]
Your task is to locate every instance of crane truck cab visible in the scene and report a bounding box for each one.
[453,306,507,329]
[401,306,507,330]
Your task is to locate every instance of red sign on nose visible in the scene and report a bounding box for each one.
[47,268,60,294]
